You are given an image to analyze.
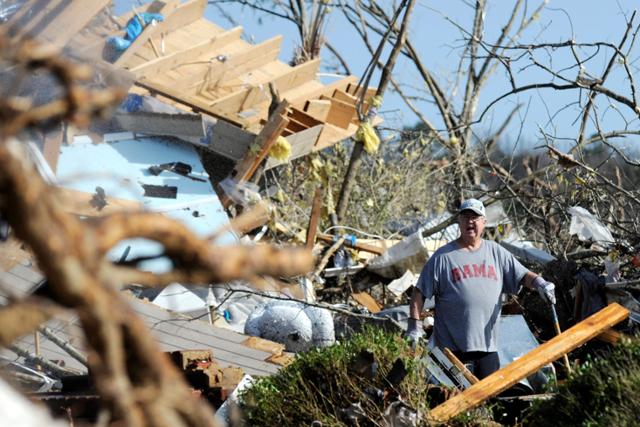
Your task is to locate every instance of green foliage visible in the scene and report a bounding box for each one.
[525,339,640,426]
[239,327,431,426]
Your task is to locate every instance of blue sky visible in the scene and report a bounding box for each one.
[116,1,640,154]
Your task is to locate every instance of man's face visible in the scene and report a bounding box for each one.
[458,210,486,241]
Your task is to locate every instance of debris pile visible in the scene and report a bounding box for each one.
[0,1,639,427]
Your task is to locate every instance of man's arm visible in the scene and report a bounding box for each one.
[521,271,539,289]
[410,286,425,319]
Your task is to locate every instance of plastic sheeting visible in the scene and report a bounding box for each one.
[568,206,615,248]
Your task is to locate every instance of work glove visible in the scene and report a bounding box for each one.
[533,276,556,305]
[405,318,425,349]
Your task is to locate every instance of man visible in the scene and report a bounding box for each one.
[406,198,555,379]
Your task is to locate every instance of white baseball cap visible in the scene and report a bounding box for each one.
[459,198,486,216]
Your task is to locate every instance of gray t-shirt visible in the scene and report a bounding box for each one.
[416,239,529,352]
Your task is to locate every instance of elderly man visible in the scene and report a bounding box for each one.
[406,199,555,379]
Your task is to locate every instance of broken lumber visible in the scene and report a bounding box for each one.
[443,348,479,385]
[306,187,323,250]
[351,292,382,313]
[428,303,629,423]
[317,233,385,255]
[220,100,290,209]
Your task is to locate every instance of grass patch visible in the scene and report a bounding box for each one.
[525,338,640,426]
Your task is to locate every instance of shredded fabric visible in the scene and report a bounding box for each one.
[269,135,291,161]
[107,13,164,52]
[355,121,380,154]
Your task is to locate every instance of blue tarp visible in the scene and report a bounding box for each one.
[107,12,164,52]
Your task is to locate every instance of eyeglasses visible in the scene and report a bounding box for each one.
[459,213,484,223]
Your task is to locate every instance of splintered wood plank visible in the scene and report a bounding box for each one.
[37,0,111,47]
[209,59,320,116]
[320,95,356,129]
[179,36,283,90]
[304,99,332,122]
[132,26,243,79]
[232,101,290,183]
[306,187,323,250]
[243,336,285,355]
[220,101,290,208]
[428,303,630,423]
[115,0,207,67]
[351,292,382,313]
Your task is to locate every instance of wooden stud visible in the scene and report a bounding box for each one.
[288,107,323,128]
[209,58,321,117]
[428,303,630,423]
[306,187,323,250]
[178,36,283,91]
[332,89,358,106]
[304,99,332,122]
[115,0,207,67]
[17,0,64,37]
[220,101,290,208]
[37,0,112,47]
[289,75,357,109]
[131,26,243,79]
[320,95,357,129]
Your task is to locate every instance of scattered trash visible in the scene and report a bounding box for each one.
[568,206,615,248]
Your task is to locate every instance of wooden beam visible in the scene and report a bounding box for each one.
[428,303,630,423]
[115,0,207,67]
[209,59,320,117]
[17,0,64,37]
[179,36,283,91]
[220,101,290,208]
[2,0,40,35]
[306,187,323,250]
[131,26,244,79]
[37,0,111,47]
[136,79,244,126]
